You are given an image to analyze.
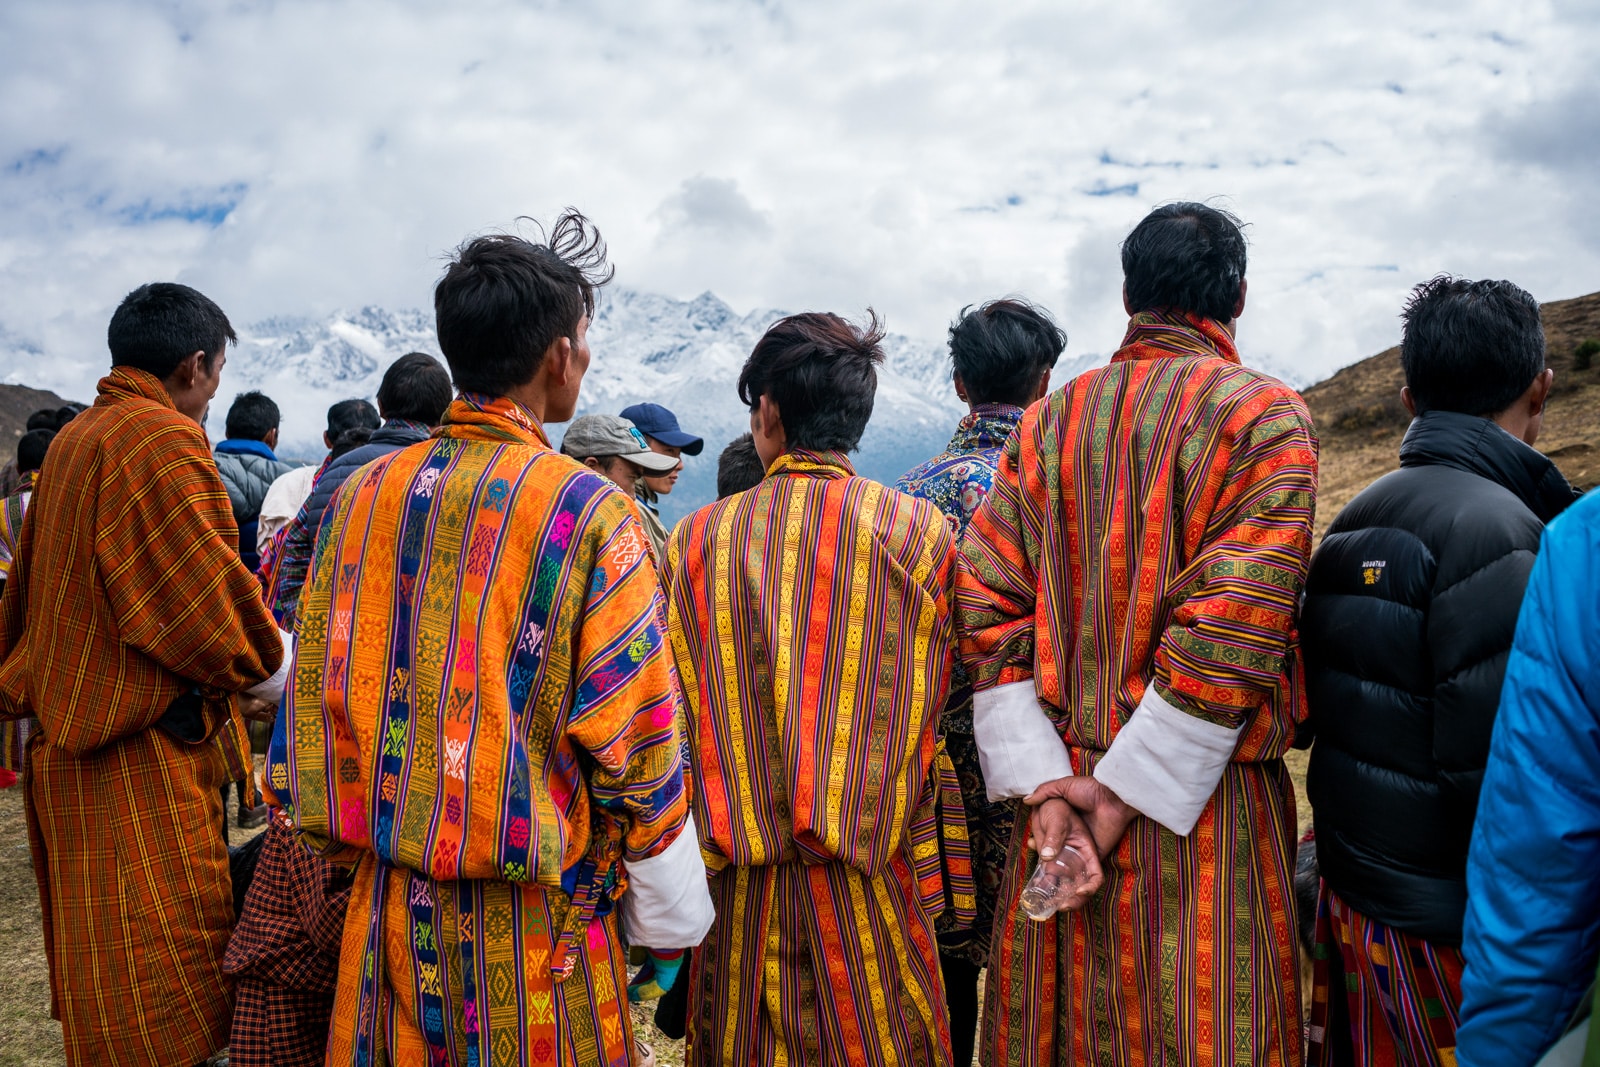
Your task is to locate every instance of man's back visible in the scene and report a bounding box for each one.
[962,313,1317,752]
[276,399,684,885]
[1303,410,1577,944]
[665,447,956,872]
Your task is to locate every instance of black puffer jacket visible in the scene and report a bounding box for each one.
[1303,410,1580,944]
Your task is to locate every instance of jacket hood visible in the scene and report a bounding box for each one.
[1400,410,1581,524]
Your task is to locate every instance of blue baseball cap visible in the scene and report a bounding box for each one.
[619,402,704,456]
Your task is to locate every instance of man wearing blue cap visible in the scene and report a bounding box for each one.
[620,402,704,561]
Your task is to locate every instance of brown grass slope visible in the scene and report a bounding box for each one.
[1304,290,1600,537]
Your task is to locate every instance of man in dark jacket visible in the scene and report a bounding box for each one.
[1302,275,1580,1067]
[214,390,300,573]
[265,353,452,630]
[225,350,452,1067]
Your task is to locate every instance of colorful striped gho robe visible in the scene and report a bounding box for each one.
[272,393,712,1067]
[0,367,283,1067]
[957,309,1319,1066]
[663,448,968,1067]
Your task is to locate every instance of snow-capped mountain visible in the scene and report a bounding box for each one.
[225,291,968,524]
[224,291,1312,525]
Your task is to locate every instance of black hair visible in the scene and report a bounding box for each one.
[948,299,1066,406]
[1121,202,1248,323]
[328,425,374,460]
[326,398,381,440]
[107,282,236,378]
[25,409,56,432]
[17,429,53,474]
[224,390,280,441]
[716,433,766,498]
[434,210,613,396]
[376,352,453,426]
[54,404,84,430]
[737,312,884,453]
[1401,275,1546,416]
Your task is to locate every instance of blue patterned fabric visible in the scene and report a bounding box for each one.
[895,404,1024,540]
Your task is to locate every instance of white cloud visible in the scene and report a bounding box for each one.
[0,0,1596,401]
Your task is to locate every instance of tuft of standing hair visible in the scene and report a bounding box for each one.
[434,210,613,396]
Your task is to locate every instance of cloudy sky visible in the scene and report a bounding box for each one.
[1,0,1596,403]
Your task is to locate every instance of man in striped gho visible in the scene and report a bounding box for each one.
[664,311,972,1066]
[959,203,1319,1066]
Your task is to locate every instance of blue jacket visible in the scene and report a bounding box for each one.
[1458,490,1600,1066]
[214,437,298,572]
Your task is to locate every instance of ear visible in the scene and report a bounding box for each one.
[757,395,784,440]
[582,456,603,473]
[1529,368,1555,416]
[265,428,279,450]
[174,349,207,386]
[953,372,968,404]
[324,431,334,449]
[1400,386,1417,418]
[544,335,574,386]
[1122,283,1133,317]
[1035,369,1052,402]
[1231,279,1248,322]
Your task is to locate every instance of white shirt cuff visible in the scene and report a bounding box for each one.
[246,629,295,704]
[1094,685,1242,836]
[621,813,715,949]
[972,679,1074,802]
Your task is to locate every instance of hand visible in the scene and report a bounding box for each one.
[1024,797,1104,909]
[238,695,278,725]
[1025,775,1137,859]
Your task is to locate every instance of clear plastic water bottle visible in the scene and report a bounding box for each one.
[1019,845,1090,920]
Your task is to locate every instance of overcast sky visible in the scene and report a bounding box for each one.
[1,0,1596,402]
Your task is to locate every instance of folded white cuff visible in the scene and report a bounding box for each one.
[246,629,295,704]
[1094,685,1241,836]
[972,679,1074,802]
[621,813,715,949]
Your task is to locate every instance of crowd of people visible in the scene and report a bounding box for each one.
[0,200,1593,1067]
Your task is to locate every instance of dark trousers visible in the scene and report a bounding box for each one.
[940,952,982,1067]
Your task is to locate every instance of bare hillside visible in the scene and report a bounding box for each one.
[1304,290,1600,536]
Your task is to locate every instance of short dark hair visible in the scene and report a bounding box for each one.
[107,282,236,378]
[224,390,280,441]
[1401,275,1546,417]
[1121,203,1248,323]
[949,299,1067,406]
[434,210,613,396]
[326,398,381,440]
[17,429,53,474]
[376,352,453,426]
[54,404,84,430]
[717,433,766,498]
[25,409,56,432]
[737,312,884,453]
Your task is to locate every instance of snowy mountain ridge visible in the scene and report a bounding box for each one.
[221,289,1309,524]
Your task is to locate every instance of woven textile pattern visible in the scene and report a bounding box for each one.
[274,392,692,1066]
[958,310,1318,1066]
[664,448,962,1066]
[897,403,1024,964]
[0,367,281,1066]
[1309,886,1465,1067]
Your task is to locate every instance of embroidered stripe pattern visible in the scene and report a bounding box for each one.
[663,448,963,1065]
[957,310,1319,1066]
[1309,885,1465,1067]
[274,392,691,1066]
